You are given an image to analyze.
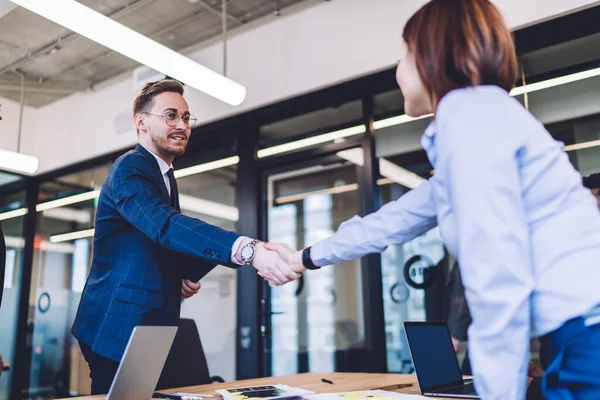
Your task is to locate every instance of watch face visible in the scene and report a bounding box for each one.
[241,243,255,262]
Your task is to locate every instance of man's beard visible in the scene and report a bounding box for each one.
[151,132,187,157]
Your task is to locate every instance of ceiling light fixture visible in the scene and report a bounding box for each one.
[179,194,239,221]
[10,0,247,106]
[36,190,100,212]
[373,113,433,130]
[0,149,39,175]
[373,66,600,131]
[563,140,600,152]
[0,207,28,221]
[336,148,425,189]
[258,125,366,158]
[274,178,393,205]
[49,228,95,243]
[174,156,240,179]
[509,66,600,97]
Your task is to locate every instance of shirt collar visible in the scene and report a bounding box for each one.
[140,144,172,176]
[421,120,438,167]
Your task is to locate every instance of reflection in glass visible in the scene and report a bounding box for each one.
[268,164,364,375]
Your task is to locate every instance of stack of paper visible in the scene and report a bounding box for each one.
[216,384,314,400]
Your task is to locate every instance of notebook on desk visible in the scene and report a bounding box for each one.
[404,322,479,399]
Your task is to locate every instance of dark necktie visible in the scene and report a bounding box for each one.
[166,168,180,211]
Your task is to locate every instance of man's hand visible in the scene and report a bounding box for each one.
[264,242,307,275]
[527,362,544,378]
[235,239,300,286]
[451,336,461,353]
[181,279,201,299]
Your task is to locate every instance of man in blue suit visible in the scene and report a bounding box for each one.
[71,80,300,394]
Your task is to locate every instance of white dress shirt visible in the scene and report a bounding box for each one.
[142,145,245,265]
[312,86,600,400]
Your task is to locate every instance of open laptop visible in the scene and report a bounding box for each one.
[404,321,479,399]
[106,325,178,400]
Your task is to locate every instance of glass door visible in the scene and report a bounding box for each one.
[0,175,27,400]
[263,156,366,376]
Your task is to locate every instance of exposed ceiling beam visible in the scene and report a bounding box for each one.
[0,0,157,76]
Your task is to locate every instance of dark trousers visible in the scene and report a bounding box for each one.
[461,350,472,375]
[79,341,120,395]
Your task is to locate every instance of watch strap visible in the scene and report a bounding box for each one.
[241,239,260,264]
[302,246,320,270]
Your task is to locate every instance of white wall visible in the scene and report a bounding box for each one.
[0,95,36,154]
[2,0,598,173]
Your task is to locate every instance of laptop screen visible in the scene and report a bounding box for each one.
[404,323,463,390]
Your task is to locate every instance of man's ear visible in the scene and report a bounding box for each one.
[134,113,145,133]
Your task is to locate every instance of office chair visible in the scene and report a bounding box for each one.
[156,318,224,390]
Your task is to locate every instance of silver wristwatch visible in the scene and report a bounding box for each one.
[240,239,260,265]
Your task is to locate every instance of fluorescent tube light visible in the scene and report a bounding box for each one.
[49,228,95,243]
[372,67,600,131]
[258,125,366,158]
[175,156,239,179]
[510,67,600,97]
[274,178,393,205]
[563,140,600,152]
[36,190,100,212]
[0,149,39,175]
[379,158,425,189]
[3,236,24,248]
[40,241,76,254]
[275,183,359,204]
[373,113,433,130]
[43,207,92,224]
[179,194,238,221]
[336,148,425,189]
[0,207,28,221]
[10,0,246,106]
[5,234,76,253]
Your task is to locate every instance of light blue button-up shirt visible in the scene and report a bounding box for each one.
[312,85,600,399]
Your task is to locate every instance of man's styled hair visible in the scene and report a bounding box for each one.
[132,79,184,134]
[403,0,518,111]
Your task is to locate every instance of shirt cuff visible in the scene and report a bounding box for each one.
[230,236,248,265]
[309,241,329,267]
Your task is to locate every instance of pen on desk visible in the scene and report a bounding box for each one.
[321,378,334,384]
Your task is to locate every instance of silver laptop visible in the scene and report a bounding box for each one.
[404,322,479,399]
[106,325,178,400]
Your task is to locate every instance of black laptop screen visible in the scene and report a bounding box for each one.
[405,323,463,390]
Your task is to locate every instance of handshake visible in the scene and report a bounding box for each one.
[235,239,309,286]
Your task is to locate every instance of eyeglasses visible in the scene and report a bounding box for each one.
[142,111,197,127]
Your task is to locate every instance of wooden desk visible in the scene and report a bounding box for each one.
[61,372,458,400]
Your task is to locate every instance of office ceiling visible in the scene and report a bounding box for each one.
[0,0,311,107]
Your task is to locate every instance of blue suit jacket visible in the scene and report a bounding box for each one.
[72,144,240,362]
